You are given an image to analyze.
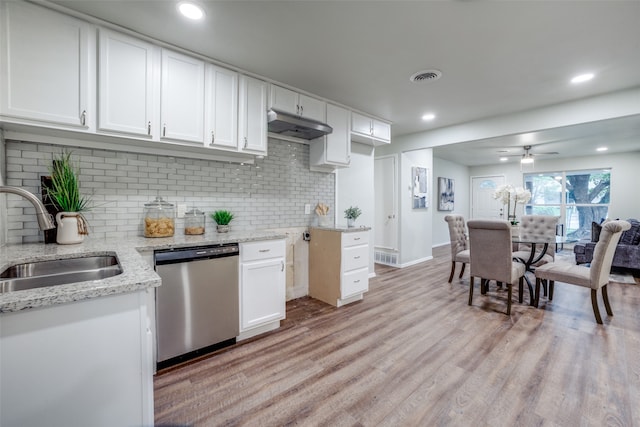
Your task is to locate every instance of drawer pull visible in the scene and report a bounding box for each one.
[259,249,271,253]
[354,256,361,259]
[354,279,360,283]
[354,237,361,240]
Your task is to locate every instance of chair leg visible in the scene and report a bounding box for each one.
[602,285,613,316]
[459,263,466,278]
[506,283,513,315]
[591,289,603,324]
[481,279,487,295]
[518,279,524,304]
[534,278,541,308]
[448,262,456,283]
[549,280,555,301]
[469,276,474,306]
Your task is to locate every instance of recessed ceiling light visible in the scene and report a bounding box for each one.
[499,157,508,162]
[571,73,594,84]
[421,113,435,121]
[178,2,204,20]
[596,146,608,152]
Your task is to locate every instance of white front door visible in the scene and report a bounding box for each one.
[471,175,505,219]
[374,156,398,250]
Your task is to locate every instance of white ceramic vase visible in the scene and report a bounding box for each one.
[56,212,87,244]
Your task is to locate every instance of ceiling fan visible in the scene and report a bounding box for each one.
[503,145,559,164]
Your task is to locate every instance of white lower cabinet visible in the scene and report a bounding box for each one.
[239,239,286,340]
[0,291,154,427]
[309,228,370,307]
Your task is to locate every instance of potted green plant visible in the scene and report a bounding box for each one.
[344,206,362,228]
[47,151,91,244]
[211,210,234,233]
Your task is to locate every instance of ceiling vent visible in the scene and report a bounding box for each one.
[409,69,442,83]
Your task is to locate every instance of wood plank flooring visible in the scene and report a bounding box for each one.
[154,246,640,426]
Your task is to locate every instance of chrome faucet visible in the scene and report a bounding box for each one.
[0,186,56,230]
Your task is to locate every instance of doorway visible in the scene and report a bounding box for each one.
[471,175,505,219]
[374,155,398,263]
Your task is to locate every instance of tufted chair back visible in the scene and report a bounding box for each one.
[444,214,468,258]
[590,220,631,289]
[518,215,559,258]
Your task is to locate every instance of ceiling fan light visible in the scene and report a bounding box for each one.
[521,156,534,164]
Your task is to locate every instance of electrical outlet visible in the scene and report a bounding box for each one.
[177,204,187,218]
[304,204,311,215]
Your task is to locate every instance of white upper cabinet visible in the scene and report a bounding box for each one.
[98,29,157,137]
[238,75,268,155]
[310,103,351,168]
[0,1,93,129]
[205,64,238,149]
[351,112,391,145]
[269,85,326,122]
[160,49,205,143]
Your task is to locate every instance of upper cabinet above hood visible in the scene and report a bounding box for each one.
[267,109,333,140]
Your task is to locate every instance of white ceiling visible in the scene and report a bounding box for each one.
[49,0,640,165]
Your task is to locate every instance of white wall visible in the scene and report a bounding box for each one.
[336,142,375,273]
[432,157,470,247]
[399,148,433,266]
[469,150,640,220]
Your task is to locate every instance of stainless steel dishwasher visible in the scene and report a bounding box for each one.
[154,243,239,368]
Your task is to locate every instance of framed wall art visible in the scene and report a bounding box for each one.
[412,166,428,209]
[438,177,455,211]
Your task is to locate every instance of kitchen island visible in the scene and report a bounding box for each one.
[0,229,285,427]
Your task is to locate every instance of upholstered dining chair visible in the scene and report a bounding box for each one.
[534,220,631,324]
[512,215,560,267]
[444,215,470,282]
[467,219,526,315]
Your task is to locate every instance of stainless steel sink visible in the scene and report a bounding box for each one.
[0,254,123,293]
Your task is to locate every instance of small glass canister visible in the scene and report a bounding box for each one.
[143,196,175,238]
[184,208,205,235]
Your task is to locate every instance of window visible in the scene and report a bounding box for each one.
[524,169,610,239]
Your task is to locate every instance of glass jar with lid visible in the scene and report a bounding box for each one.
[143,196,175,238]
[184,208,205,235]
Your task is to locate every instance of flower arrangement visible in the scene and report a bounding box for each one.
[493,184,531,225]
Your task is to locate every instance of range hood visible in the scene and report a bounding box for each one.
[267,109,333,140]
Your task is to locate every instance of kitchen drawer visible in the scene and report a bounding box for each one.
[342,244,369,271]
[342,267,369,298]
[240,239,285,262]
[342,231,369,248]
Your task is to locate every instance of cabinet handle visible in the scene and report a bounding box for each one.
[259,249,270,253]
[296,105,300,115]
[354,279,360,283]
[163,124,166,137]
[244,137,248,149]
[300,105,304,116]
[281,261,284,272]
[80,110,87,126]
[147,121,151,135]
[211,132,215,144]
[354,255,360,259]
[354,237,361,240]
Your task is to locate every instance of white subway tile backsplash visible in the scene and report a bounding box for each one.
[5,139,334,243]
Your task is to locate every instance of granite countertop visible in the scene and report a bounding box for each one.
[0,229,286,313]
[310,225,372,233]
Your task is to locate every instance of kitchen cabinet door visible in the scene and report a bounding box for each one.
[0,1,92,129]
[240,257,286,331]
[239,75,268,154]
[310,103,350,167]
[205,64,238,149]
[98,29,157,137]
[351,112,391,146]
[269,84,326,122]
[160,49,205,143]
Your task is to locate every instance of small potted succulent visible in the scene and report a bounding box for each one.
[344,206,362,228]
[211,210,234,233]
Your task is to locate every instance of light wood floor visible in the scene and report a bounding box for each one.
[154,246,640,426]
